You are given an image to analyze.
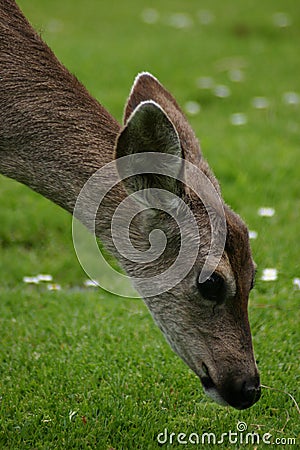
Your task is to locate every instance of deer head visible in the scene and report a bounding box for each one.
[112,73,260,409]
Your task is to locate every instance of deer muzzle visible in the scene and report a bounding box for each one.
[200,362,261,409]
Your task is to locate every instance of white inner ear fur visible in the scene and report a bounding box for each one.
[117,100,184,210]
[125,99,178,137]
[124,100,182,164]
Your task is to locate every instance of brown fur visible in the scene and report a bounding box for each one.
[0,1,260,409]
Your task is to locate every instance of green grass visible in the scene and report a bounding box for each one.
[0,0,299,448]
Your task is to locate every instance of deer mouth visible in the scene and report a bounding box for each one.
[199,363,229,406]
[200,363,216,390]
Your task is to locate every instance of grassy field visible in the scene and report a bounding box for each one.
[0,0,299,448]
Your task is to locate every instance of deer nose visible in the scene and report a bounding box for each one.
[241,380,261,407]
[222,376,261,410]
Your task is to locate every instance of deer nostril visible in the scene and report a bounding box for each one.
[241,380,261,406]
[220,376,261,410]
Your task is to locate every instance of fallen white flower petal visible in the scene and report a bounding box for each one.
[249,230,258,239]
[196,76,214,89]
[23,276,39,284]
[214,85,231,98]
[33,351,41,360]
[261,268,278,281]
[37,274,53,282]
[230,113,247,126]
[283,92,300,105]
[198,10,215,25]
[258,207,275,217]
[252,97,270,109]
[84,279,99,288]
[293,278,300,289]
[184,101,201,115]
[141,8,159,24]
[47,283,61,291]
[167,13,193,29]
[272,12,291,28]
[46,19,63,34]
[228,69,244,82]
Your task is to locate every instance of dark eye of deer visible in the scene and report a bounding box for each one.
[198,273,226,303]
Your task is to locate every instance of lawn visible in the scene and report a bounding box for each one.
[0,0,299,448]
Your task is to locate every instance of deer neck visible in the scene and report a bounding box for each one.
[0,1,121,214]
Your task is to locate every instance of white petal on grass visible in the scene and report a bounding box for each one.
[249,230,258,239]
[198,10,215,25]
[252,97,270,109]
[283,92,300,105]
[84,279,99,288]
[261,268,278,281]
[46,19,63,34]
[196,76,214,89]
[230,113,247,126]
[214,85,231,98]
[37,274,53,282]
[258,207,275,217]
[184,101,201,115]
[293,278,300,289]
[47,283,62,291]
[23,276,39,284]
[215,56,248,73]
[167,13,193,29]
[33,352,41,360]
[141,8,159,24]
[228,69,244,82]
[272,12,291,28]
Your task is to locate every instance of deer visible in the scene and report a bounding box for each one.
[0,0,261,410]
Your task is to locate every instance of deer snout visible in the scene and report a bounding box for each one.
[220,375,261,410]
[200,364,261,409]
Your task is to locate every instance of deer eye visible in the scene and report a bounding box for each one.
[198,272,226,303]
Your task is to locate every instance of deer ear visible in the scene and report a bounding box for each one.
[123,72,202,164]
[124,72,181,124]
[115,100,183,207]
